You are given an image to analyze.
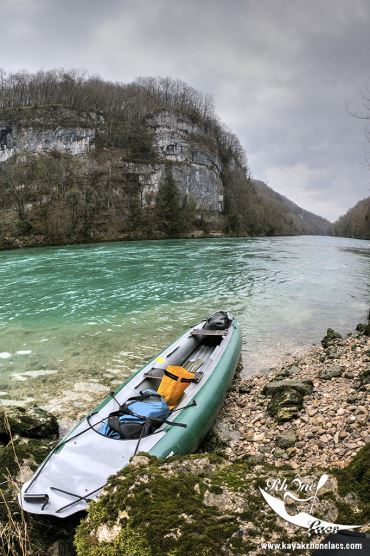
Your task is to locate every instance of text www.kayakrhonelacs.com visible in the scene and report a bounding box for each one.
[260,541,362,551]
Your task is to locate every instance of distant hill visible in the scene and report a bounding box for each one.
[251,179,330,235]
[224,173,330,236]
[332,197,370,239]
[0,70,330,248]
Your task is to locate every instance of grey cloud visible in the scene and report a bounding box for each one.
[1,0,370,220]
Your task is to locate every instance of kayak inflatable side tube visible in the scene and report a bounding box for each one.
[149,321,242,459]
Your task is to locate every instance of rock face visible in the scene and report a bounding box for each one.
[122,111,224,213]
[0,123,95,162]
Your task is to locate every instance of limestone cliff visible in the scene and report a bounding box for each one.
[122,111,224,213]
[0,72,330,248]
[0,124,95,162]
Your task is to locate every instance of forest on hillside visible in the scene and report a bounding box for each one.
[333,196,370,239]
[0,70,329,247]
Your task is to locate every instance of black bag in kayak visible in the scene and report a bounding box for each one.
[100,389,170,439]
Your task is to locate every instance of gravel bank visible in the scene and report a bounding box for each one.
[215,326,370,472]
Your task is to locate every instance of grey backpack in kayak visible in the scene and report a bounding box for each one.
[100,389,170,439]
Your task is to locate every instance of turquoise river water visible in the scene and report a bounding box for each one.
[0,236,369,406]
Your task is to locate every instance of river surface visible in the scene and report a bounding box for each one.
[0,236,369,406]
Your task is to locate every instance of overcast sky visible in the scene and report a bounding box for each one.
[2,0,370,221]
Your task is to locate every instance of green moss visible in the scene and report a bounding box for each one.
[334,442,370,524]
[74,454,310,556]
[75,523,152,556]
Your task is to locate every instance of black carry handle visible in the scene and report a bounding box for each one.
[23,493,49,510]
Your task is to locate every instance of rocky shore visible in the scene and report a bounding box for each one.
[1,321,369,555]
[213,325,370,472]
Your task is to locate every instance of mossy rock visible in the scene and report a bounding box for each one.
[0,405,58,442]
[335,442,370,525]
[267,387,303,422]
[0,436,54,521]
[74,453,310,556]
[262,379,313,396]
[356,323,370,336]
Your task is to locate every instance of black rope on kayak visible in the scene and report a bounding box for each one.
[131,399,197,457]
[109,391,121,407]
[24,391,120,494]
[51,484,106,514]
[23,395,197,503]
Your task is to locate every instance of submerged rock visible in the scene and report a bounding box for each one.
[267,387,304,422]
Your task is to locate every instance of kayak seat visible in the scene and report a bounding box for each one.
[191,329,228,337]
[144,368,203,383]
[191,328,228,346]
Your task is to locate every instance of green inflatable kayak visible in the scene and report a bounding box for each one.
[20,311,242,517]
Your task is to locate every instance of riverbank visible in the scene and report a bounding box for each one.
[214,323,370,472]
[73,321,370,556]
[1,321,369,555]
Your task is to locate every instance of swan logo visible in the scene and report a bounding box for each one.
[259,474,361,536]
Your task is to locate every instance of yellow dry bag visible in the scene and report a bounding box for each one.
[157,365,195,409]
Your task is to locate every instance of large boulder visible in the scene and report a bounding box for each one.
[335,442,370,524]
[74,448,369,556]
[267,387,304,422]
[74,453,308,556]
[321,328,342,349]
[262,379,313,397]
[0,405,58,441]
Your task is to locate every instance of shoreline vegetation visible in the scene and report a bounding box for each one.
[0,230,368,256]
[0,318,369,555]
